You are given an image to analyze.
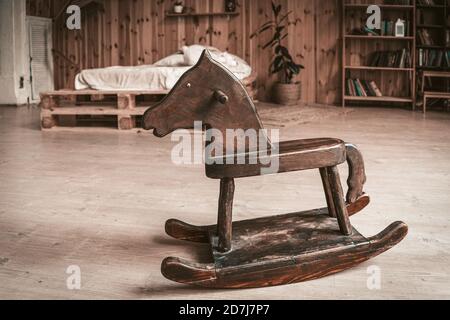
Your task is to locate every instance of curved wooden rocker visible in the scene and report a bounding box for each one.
[143,50,407,289]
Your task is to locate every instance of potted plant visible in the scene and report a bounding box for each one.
[173,1,184,14]
[251,1,304,105]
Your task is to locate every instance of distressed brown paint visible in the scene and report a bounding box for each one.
[144,50,408,289]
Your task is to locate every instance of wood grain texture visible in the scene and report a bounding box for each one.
[217,178,235,252]
[0,106,446,298]
[165,219,211,243]
[161,209,408,289]
[38,71,257,131]
[27,0,342,104]
[327,166,353,236]
[164,195,376,243]
[142,51,349,180]
[205,138,347,179]
[149,50,405,289]
[345,143,367,204]
[320,167,337,218]
[142,50,266,154]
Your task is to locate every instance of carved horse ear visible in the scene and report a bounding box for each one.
[197,49,214,66]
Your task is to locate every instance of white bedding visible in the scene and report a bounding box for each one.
[74,45,252,91]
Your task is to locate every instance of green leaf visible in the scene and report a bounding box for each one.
[260,20,275,29]
[251,25,273,38]
[287,62,300,75]
[270,55,284,74]
[286,69,294,83]
[275,5,282,17]
[272,1,282,17]
[279,11,292,24]
[279,46,288,55]
[264,32,280,49]
[262,38,276,50]
[272,64,284,74]
[271,1,277,16]
[273,55,284,67]
[280,47,293,61]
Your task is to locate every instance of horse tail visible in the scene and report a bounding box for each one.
[345,144,367,204]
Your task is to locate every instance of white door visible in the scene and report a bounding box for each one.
[27,16,53,102]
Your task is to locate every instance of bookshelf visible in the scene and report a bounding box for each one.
[416,0,449,71]
[342,1,417,109]
[415,0,450,111]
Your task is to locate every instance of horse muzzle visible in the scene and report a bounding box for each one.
[142,108,173,138]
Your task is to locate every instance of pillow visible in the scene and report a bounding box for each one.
[182,45,242,68]
[182,45,209,66]
[153,53,186,67]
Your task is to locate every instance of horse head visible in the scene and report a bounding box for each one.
[143,50,268,153]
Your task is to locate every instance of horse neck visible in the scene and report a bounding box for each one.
[204,96,271,154]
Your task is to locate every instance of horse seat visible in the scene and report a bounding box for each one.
[206,138,346,179]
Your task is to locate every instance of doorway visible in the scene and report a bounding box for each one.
[27,16,53,102]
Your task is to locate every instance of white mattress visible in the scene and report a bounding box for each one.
[74,45,252,91]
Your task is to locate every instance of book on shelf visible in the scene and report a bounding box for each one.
[417,49,450,67]
[381,20,411,37]
[350,26,380,36]
[369,49,412,68]
[417,28,435,46]
[346,78,383,97]
[369,81,383,97]
[355,79,367,97]
[350,19,410,37]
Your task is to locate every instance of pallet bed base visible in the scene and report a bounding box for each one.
[162,208,408,289]
[40,90,165,131]
[39,72,257,131]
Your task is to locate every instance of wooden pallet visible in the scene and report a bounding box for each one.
[40,90,164,131]
[39,72,258,131]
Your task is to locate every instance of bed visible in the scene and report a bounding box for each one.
[39,45,258,130]
[75,45,254,92]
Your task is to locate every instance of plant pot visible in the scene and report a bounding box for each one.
[273,82,301,106]
[174,5,184,14]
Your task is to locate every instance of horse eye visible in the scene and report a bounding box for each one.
[186,83,192,88]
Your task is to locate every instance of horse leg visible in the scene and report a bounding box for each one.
[165,178,236,246]
[320,168,337,218]
[327,166,353,236]
[217,178,235,253]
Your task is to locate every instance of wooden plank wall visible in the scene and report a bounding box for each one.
[26,0,342,105]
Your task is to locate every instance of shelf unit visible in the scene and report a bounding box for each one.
[165,11,239,23]
[342,1,417,109]
[415,0,450,72]
[415,0,450,111]
[166,12,239,18]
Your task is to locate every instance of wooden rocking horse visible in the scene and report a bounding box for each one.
[142,50,408,289]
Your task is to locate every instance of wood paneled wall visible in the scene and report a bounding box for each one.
[27,0,342,105]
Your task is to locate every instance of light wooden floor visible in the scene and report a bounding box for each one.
[0,104,449,299]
